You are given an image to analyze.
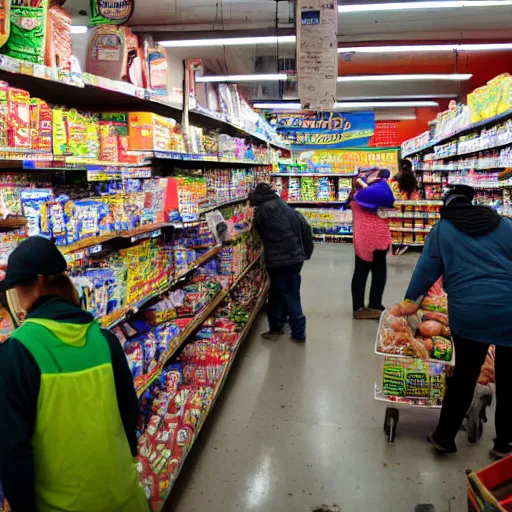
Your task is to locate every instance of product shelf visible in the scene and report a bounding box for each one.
[158,275,269,509]
[402,107,512,158]
[0,217,27,229]
[58,222,175,255]
[199,196,248,214]
[0,55,287,151]
[271,173,358,178]
[389,227,432,233]
[313,233,353,238]
[99,244,224,330]
[148,151,273,166]
[394,200,443,206]
[134,248,264,398]
[288,200,347,205]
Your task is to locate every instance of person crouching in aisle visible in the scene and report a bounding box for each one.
[249,183,313,343]
[351,168,395,319]
[0,237,149,512]
[394,185,512,458]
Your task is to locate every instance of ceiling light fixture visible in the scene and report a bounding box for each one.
[338,43,512,53]
[338,1,512,13]
[337,74,471,81]
[253,101,439,110]
[338,94,458,100]
[70,26,88,34]
[196,74,288,83]
[159,35,296,48]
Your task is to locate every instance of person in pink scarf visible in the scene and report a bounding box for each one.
[351,168,395,319]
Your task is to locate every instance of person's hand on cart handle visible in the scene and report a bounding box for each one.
[389,299,421,317]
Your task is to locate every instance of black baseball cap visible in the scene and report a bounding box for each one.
[0,236,68,291]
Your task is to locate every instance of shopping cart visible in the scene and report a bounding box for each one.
[467,455,512,511]
[374,311,455,443]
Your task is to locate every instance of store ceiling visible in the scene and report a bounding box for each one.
[65,0,512,106]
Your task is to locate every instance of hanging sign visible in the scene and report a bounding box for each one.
[297,148,399,175]
[89,0,134,26]
[269,111,375,149]
[297,0,337,110]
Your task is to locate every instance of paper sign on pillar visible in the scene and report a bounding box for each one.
[296,0,338,111]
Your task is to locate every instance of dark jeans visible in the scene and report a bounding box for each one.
[436,333,512,445]
[267,263,306,340]
[351,249,388,311]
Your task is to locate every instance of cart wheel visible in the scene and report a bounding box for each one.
[384,407,399,442]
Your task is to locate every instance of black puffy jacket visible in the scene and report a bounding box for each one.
[250,185,313,269]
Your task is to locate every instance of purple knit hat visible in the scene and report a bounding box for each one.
[354,180,395,211]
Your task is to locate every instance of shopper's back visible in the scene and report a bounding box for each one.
[249,183,312,268]
[408,214,512,346]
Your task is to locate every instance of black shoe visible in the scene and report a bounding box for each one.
[261,331,284,340]
[427,432,457,454]
[490,440,511,459]
[290,336,306,344]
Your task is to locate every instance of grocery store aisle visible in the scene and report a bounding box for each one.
[169,244,495,512]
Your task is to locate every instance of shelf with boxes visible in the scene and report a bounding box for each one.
[390,200,442,247]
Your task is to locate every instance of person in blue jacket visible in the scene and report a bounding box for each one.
[398,185,512,458]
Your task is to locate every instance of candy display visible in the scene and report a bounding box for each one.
[135,264,266,510]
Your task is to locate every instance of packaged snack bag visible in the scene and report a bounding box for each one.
[0,0,11,49]
[89,0,133,26]
[20,188,52,237]
[2,0,49,64]
[45,5,71,73]
[7,87,30,148]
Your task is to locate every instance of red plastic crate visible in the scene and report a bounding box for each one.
[468,456,512,511]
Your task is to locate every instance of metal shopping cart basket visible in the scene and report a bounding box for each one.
[374,310,455,443]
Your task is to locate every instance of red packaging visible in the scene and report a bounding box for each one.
[8,88,30,149]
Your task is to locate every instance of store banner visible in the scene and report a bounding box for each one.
[270,111,375,150]
[297,0,338,110]
[297,148,399,175]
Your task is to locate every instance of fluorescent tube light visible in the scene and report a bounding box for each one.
[335,101,438,107]
[338,1,512,13]
[253,101,438,109]
[339,43,512,53]
[338,94,457,100]
[160,35,296,48]
[196,74,288,83]
[337,74,471,81]
[70,26,88,34]
[253,103,303,110]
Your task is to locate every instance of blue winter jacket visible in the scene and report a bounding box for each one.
[405,217,512,346]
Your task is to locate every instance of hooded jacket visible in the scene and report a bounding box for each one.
[0,297,148,512]
[405,205,512,346]
[249,185,313,268]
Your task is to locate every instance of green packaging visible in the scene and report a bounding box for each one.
[2,0,48,65]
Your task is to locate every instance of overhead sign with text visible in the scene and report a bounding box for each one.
[269,111,375,150]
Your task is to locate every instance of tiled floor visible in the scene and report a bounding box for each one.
[169,244,496,512]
